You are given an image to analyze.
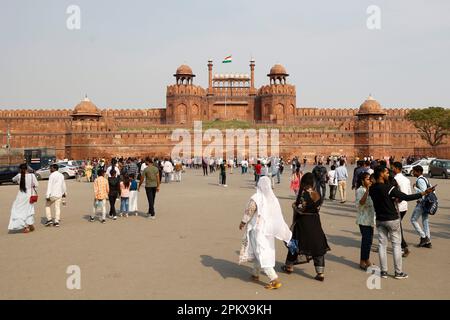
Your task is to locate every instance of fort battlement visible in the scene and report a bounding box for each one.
[0,61,447,160]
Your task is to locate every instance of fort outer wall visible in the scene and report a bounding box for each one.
[0,108,447,163]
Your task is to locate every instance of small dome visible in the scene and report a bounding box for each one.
[73,97,101,116]
[269,64,288,75]
[175,64,193,75]
[358,95,385,115]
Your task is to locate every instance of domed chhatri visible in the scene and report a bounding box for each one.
[72,96,101,118]
[175,64,194,76]
[174,64,195,85]
[358,95,386,115]
[268,64,288,76]
[267,64,289,85]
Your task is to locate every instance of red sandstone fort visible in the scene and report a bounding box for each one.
[0,60,447,161]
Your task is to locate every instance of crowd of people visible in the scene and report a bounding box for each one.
[6,152,438,291]
[238,155,437,289]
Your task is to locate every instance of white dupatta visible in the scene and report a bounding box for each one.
[250,176,292,243]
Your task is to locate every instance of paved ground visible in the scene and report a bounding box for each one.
[0,166,449,300]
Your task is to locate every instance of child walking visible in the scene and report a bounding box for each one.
[129,174,139,216]
[120,174,131,217]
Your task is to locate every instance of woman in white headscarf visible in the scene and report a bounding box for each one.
[239,176,292,289]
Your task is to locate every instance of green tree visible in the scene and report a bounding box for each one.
[406,107,450,147]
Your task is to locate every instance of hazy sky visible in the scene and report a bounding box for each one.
[0,0,449,109]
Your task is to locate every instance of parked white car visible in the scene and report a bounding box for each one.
[402,158,435,176]
[35,164,78,180]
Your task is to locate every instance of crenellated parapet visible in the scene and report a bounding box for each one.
[258,84,296,96]
[296,108,358,117]
[101,108,166,119]
[166,84,206,97]
[0,109,72,118]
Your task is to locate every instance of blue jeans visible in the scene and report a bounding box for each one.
[120,197,129,213]
[255,174,260,186]
[411,204,430,239]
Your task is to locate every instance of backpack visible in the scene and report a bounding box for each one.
[417,177,438,215]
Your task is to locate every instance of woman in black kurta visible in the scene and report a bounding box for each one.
[283,172,330,281]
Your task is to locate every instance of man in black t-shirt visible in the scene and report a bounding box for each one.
[369,166,435,280]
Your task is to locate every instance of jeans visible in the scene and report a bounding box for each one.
[255,174,261,186]
[45,197,62,223]
[359,225,374,261]
[399,211,408,249]
[145,187,157,216]
[376,219,402,274]
[315,181,326,203]
[203,166,208,176]
[338,180,347,202]
[411,204,430,239]
[120,197,129,213]
[329,185,337,200]
[108,194,118,216]
[164,172,171,183]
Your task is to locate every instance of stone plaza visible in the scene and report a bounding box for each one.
[0,166,449,299]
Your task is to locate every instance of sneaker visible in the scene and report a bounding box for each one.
[135,212,138,216]
[125,213,129,218]
[108,214,113,219]
[314,274,325,282]
[150,215,156,220]
[394,272,408,280]
[223,184,228,187]
[113,216,117,220]
[418,237,428,247]
[424,242,432,248]
[101,219,106,224]
[53,221,60,227]
[380,271,388,279]
[89,216,95,222]
[45,219,53,227]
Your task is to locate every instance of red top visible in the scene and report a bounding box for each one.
[255,164,262,175]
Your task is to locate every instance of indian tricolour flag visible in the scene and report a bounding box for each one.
[222,55,232,63]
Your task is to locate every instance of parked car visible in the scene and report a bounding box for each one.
[0,165,35,184]
[402,158,435,176]
[35,164,78,180]
[429,159,450,179]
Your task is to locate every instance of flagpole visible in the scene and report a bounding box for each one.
[224,80,227,119]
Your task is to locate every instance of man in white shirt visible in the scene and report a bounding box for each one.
[327,165,338,200]
[335,159,348,203]
[393,162,413,257]
[163,158,174,183]
[45,164,67,227]
[241,159,248,174]
[106,159,120,178]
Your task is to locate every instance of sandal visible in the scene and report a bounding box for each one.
[264,279,282,290]
[281,265,293,274]
[23,227,30,234]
